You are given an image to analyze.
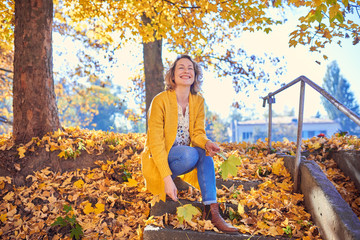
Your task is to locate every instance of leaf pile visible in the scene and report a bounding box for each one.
[0,127,145,161]
[1,130,359,239]
[1,129,151,239]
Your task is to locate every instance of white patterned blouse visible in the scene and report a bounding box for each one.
[173,104,191,146]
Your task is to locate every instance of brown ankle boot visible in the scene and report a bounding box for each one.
[203,203,238,234]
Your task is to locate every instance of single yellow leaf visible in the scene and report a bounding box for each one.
[50,143,58,151]
[257,220,270,229]
[3,192,14,201]
[101,164,108,171]
[74,179,84,189]
[38,183,46,190]
[272,158,285,176]
[311,142,322,150]
[150,195,161,206]
[281,218,289,227]
[0,213,7,222]
[264,211,276,220]
[219,154,241,180]
[277,181,292,191]
[176,204,201,224]
[86,173,94,179]
[268,225,283,236]
[237,204,245,215]
[144,215,155,225]
[126,178,138,187]
[58,151,66,158]
[17,146,26,158]
[83,202,94,214]
[86,139,95,147]
[94,203,105,214]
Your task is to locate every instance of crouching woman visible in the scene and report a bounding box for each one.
[141,54,238,234]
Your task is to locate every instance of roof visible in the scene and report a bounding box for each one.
[236,116,338,126]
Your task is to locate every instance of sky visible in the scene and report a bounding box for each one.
[200,8,360,120]
[54,6,360,122]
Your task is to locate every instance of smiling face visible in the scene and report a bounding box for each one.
[164,54,203,94]
[173,58,195,88]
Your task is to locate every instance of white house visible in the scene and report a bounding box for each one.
[229,116,341,143]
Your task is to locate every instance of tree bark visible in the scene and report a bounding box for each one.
[141,15,164,127]
[13,0,60,145]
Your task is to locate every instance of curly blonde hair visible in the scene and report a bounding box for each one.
[164,55,203,94]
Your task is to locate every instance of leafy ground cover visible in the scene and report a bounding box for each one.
[0,128,359,239]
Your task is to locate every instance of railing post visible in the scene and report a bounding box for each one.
[294,80,305,192]
[267,96,274,150]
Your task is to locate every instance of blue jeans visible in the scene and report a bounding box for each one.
[168,145,217,205]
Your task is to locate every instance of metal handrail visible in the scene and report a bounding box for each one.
[262,75,360,192]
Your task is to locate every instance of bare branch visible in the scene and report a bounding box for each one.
[0,68,12,73]
[336,0,360,18]
[0,116,13,125]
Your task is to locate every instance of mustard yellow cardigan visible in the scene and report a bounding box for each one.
[141,90,209,201]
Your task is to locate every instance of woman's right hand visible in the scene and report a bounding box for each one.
[164,175,178,201]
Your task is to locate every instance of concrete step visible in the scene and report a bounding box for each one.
[150,199,241,219]
[144,179,291,240]
[143,224,291,240]
[216,179,262,191]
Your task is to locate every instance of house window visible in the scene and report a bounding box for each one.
[307,131,315,138]
[242,132,253,140]
[320,130,327,135]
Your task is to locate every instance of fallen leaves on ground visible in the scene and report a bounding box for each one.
[0,129,359,239]
[158,148,321,238]
[0,129,150,239]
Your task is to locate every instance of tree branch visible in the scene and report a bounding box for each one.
[0,68,13,73]
[163,0,200,9]
[356,6,360,18]
[0,116,13,125]
[162,0,190,26]
[336,0,360,18]
[322,11,359,34]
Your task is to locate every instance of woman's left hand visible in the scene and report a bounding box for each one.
[205,141,220,157]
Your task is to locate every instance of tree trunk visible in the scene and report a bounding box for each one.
[143,40,164,120]
[141,15,164,126]
[13,0,60,145]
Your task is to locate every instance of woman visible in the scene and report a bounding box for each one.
[141,55,238,233]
